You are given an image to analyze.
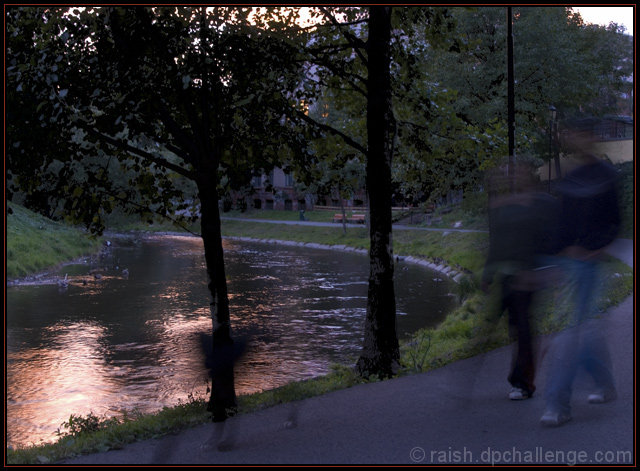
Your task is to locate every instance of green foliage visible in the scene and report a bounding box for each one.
[401,331,432,372]
[6,7,307,233]
[56,413,122,439]
[456,273,481,303]
[400,253,633,376]
[424,6,633,161]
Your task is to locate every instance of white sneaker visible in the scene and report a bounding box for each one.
[508,387,530,400]
[540,410,572,427]
[588,389,617,404]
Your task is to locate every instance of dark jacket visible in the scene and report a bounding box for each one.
[555,159,620,251]
[482,192,562,285]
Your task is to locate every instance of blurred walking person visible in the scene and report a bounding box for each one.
[482,165,561,401]
[540,117,621,426]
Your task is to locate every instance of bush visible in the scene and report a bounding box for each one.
[56,413,121,438]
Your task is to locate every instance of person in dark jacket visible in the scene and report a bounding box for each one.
[540,118,621,427]
[482,166,561,401]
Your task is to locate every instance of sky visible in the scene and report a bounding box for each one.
[294,7,635,35]
[572,6,634,35]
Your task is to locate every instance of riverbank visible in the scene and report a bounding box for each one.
[221,219,486,275]
[6,207,633,464]
[7,202,103,280]
[224,235,470,283]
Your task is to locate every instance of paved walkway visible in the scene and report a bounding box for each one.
[221,216,489,233]
[63,240,633,464]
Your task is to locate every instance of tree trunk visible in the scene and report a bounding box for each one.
[198,174,237,422]
[356,6,399,378]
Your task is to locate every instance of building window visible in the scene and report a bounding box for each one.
[284,173,294,187]
[252,176,262,187]
[265,199,274,210]
[284,199,293,211]
[253,199,262,209]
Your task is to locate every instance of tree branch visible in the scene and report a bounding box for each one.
[294,109,367,155]
[98,188,201,237]
[397,119,461,141]
[319,7,368,66]
[156,99,200,165]
[306,42,353,54]
[85,127,196,180]
[312,60,368,97]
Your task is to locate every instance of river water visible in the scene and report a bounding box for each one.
[6,234,457,448]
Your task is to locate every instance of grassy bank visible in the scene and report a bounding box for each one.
[7,205,633,464]
[221,219,488,274]
[7,202,103,279]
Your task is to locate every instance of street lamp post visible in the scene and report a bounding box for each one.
[548,105,557,192]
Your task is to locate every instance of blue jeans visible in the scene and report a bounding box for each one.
[544,257,615,415]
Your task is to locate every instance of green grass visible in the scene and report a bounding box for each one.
[400,255,633,375]
[223,208,337,223]
[102,208,200,234]
[222,219,371,248]
[7,202,103,279]
[222,207,402,224]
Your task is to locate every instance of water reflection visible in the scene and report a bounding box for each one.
[6,235,456,448]
[7,321,112,445]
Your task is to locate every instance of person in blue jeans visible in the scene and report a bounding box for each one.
[541,117,620,427]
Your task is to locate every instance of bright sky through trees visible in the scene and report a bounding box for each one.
[573,6,634,34]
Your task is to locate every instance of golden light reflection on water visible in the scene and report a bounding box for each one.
[6,321,115,447]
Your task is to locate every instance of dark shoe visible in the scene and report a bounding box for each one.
[540,410,572,427]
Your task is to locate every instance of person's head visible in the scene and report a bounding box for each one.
[560,117,600,156]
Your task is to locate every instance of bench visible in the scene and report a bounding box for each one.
[348,214,366,224]
[333,214,345,223]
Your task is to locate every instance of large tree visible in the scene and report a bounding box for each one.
[357,7,399,376]
[7,6,307,420]
[291,6,468,376]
